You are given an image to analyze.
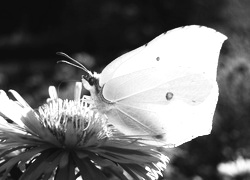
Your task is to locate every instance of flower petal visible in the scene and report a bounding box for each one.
[73,152,108,180]
[0,90,27,128]
[20,110,60,146]
[121,166,141,180]
[0,145,51,178]
[9,90,30,108]
[55,153,75,180]
[121,164,151,180]
[64,120,78,147]
[20,149,63,180]
[86,153,127,179]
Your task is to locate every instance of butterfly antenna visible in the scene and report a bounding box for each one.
[57,60,87,71]
[56,52,90,73]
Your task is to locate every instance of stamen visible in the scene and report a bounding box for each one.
[38,96,110,147]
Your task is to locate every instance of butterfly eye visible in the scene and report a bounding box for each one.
[166,92,174,101]
[156,57,160,61]
[88,77,96,86]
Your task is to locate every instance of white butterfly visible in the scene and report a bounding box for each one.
[59,25,227,147]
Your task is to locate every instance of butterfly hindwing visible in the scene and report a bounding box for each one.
[102,66,218,146]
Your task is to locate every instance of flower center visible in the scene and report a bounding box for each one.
[38,99,110,148]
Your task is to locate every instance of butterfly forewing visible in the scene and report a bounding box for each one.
[100,25,227,86]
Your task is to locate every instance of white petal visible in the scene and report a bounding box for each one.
[0,90,26,128]
[9,89,30,108]
[0,90,9,102]
[0,116,26,134]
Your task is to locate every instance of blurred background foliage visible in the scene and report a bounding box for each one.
[1,0,250,179]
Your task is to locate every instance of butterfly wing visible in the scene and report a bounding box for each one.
[102,67,218,146]
[97,25,227,146]
[100,25,227,86]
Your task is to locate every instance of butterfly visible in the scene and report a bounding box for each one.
[58,25,227,147]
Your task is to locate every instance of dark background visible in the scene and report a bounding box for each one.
[1,0,250,179]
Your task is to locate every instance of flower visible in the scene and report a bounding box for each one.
[217,156,250,177]
[0,82,169,180]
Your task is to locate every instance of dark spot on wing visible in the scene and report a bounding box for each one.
[166,92,174,101]
[154,134,164,139]
[156,57,160,61]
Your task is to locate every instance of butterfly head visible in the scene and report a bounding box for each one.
[56,52,102,92]
[81,71,101,92]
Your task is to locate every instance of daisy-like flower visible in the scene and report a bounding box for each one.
[0,82,169,180]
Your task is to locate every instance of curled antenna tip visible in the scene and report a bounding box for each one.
[56,52,70,58]
[57,60,66,64]
[56,52,64,55]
